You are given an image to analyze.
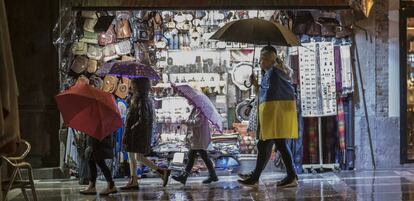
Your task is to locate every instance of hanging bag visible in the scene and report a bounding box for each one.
[95,12,115,32]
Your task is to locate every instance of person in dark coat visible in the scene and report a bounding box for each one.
[80,133,117,195]
[238,46,298,188]
[120,77,170,190]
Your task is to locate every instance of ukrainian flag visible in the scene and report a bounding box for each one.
[258,67,298,140]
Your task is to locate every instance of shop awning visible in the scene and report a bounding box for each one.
[72,0,351,10]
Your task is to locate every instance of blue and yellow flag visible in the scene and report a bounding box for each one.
[258,67,298,140]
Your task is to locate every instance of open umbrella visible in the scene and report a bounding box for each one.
[55,81,122,141]
[108,61,160,80]
[210,18,300,46]
[95,61,116,77]
[210,18,300,88]
[171,84,223,133]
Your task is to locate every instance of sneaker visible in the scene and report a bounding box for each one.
[171,172,189,185]
[277,177,298,188]
[237,178,258,187]
[79,186,96,195]
[99,186,118,196]
[202,176,219,184]
[237,171,253,180]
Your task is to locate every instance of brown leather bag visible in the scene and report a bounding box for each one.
[293,11,313,35]
[336,26,353,38]
[318,18,339,37]
[116,18,132,39]
[99,25,117,46]
[71,56,88,74]
[306,21,321,36]
[87,59,98,73]
[115,77,131,99]
[102,75,119,93]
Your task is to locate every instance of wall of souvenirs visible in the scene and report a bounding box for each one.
[59,9,356,178]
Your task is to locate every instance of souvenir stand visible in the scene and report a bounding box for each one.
[55,0,366,179]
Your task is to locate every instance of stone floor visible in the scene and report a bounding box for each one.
[7,169,414,201]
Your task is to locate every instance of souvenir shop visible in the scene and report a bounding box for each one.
[56,1,361,180]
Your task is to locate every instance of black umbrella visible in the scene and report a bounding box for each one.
[210,18,300,46]
[210,18,300,88]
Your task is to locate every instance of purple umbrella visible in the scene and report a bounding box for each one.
[171,84,223,133]
[108,61,160,80]
[95,61,116,77]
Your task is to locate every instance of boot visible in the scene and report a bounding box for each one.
[276,175,298,188]
[237,177,259,186]
[79,181,96,195]
[171,171,190,185]
[202,175,218,184]
[120,176,139,190]
[99,181,118,196]
[237,171,253,180]
[156,168,171,187]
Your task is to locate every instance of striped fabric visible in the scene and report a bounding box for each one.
[258,67,298,140]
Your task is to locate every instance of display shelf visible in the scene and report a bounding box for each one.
[164,47,255,52]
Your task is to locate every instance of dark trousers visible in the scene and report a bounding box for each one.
[185,149,217,177]
[251,139,296,181]
[88,160,114,185]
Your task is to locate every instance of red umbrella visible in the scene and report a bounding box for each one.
[55,81,122,141]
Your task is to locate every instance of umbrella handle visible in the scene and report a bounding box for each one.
[244,80,252,88]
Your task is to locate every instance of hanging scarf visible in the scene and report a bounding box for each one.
[336,98,346,163]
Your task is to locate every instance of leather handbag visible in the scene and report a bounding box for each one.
[83,18,98,32]
[134,42,150,65]
[293,11,313,35]
[77,75,90,85]
[89,75,104,90]
[115,40,132,55]
[72,41,87,55]
[86,45,103,60]
[98,25,117,46]
[87,59,98,73]
[71,56,89,74]
[336,26,353,38]
[80,31,99,44]
[136,20,151,41]
[115,77,131,99]
[102,75,119,93]
[81,11,98,19]
[116,18,132,39]
[306,21,322,36]
[95,15,114,32]
[318,18,339,37]
[103,44,119,62]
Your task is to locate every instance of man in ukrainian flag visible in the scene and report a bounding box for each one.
[238,46,298,188]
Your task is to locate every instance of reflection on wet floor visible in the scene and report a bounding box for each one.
[9,169,414,201]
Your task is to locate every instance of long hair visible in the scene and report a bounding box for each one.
[130,77,151,110]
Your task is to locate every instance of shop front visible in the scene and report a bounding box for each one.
[56,0,364,179]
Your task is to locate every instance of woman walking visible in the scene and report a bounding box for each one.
[80,134,117,195]
[120,77,170,190]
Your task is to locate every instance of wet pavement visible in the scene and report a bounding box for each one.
[8,169,414,200]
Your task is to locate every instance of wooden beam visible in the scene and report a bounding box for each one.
[72,0,351,10]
